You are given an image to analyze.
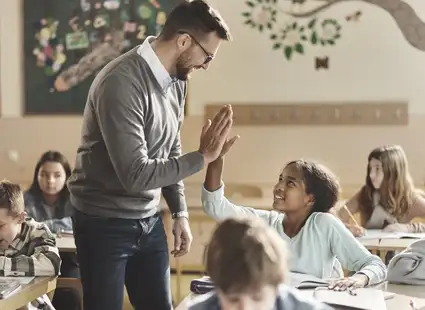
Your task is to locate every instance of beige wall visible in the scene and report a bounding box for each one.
[1,0,425,190]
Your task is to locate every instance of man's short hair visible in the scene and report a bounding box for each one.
[0,180,25,216]
[160,0,232,41]
[205,216,288,294]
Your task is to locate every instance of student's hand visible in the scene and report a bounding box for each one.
[171,217,193,258]
[219,135,240,157]
[346,224,366,237]
[199,105,233,165]
[382,223,409,233]
[328,273,369,291]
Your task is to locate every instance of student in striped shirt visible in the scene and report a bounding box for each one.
[0,180,61,310]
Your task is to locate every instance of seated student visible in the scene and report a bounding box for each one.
[24,151,80,310]
[334,145,425,237]
[0,181,61,310]
[24,151,73,234]
[188,216,332,310]
[387,238,425,285]
[201,139,386,288]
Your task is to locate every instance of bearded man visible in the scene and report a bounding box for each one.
[67,1,233,309]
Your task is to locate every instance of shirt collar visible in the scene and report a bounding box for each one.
[137,36,177,92]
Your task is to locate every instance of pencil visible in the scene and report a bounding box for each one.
[343,205,360,227]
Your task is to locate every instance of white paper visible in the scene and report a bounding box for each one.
[314,288,387,310]
[357,229,425,240]
[0,276,34,284]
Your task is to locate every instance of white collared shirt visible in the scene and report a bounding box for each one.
[137,36,177,92]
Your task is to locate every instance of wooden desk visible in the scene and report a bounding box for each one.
[0,277,57,310]
[176,284,425,310]
[55,235,76,253]
[387,283,425,299]
[358,238,420,251]
[357,237,421,262]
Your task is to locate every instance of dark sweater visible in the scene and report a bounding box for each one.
[67,43,204,219]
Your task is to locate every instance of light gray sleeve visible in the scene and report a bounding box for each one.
[201,182,272,221]
[323,214,387,285]
[387,239,425,285]
[95,74,204,194]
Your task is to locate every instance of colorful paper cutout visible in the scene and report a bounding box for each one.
[65,31,90,50]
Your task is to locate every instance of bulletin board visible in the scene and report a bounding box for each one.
[23,0,182,115]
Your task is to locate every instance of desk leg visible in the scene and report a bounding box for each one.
[176,258,182,302]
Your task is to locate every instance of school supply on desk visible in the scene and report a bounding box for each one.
[343,205,360,227]
[312,287,386,310]
[357,230,425,240]
[288,272,330,289]
[0,278,21,299]
[190,276,214,294]
[55,229,73,238]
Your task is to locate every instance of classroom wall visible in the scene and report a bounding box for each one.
[1,0,425,188]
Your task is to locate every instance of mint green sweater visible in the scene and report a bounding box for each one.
[201,183,387,285]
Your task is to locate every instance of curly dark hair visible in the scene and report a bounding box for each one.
[285,159,341,214]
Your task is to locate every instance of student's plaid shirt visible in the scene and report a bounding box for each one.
[0,218,61,310]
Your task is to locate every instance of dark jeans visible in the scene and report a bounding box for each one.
[72,208,172,310]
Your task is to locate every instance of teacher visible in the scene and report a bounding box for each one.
[67,1,233,309]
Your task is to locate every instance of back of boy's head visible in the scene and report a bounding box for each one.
[286,159,340,213]
[0,180,24,216]
[205,216,288,294]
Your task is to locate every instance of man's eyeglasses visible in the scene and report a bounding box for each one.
[178,31,214,65]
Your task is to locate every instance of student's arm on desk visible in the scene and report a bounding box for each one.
[407,194,425,233]
[0,223,61,276]
[202,158,272,222]
[42,217,73,233]
[24,193,73,234]
[384,194,425,233]
[326,214,387,285]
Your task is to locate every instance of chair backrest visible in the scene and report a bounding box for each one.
[225,183,263,199]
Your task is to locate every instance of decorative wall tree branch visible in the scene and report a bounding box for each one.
[242,0,425,65]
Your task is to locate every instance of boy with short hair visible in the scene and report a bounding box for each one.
[0,180,61,310]
[188,216,332,310]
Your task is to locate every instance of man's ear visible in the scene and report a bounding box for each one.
[176,33,191,51]
[16,211,27,224]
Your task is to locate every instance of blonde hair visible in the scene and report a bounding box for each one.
[205,216,288,294]
[359,145,415,224]
[0,180,25,216]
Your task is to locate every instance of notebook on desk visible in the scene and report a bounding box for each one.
[0,278,21,299]
[313,288,387,310]
[358,230,425,240]
[0,276,34,285]
[288,272,329,289]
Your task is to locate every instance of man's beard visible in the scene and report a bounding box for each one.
[175,52,194,81]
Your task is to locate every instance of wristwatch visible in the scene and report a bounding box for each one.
[172,211,189,219]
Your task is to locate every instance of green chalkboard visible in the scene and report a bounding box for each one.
[23,0,182,115]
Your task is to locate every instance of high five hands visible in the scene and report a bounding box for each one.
[198,104,240,163]
[172,105,239,259]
